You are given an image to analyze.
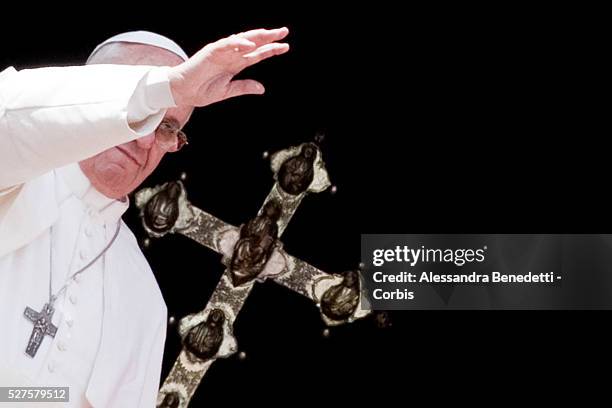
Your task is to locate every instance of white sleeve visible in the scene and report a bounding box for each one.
[0,64,176,190]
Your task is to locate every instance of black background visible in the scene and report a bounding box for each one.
[1,2,604,405]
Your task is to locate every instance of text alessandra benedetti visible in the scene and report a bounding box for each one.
[373,271,558,284]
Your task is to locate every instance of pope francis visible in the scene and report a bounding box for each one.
[0,28,290,407]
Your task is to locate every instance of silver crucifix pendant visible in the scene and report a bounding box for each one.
[23,302,58,358]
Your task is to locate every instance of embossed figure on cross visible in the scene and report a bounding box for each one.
[230,199,282,286]
[135,140,370,408]
[23,302,58,357]
[277,142,317,195]
[143,181,184,238]
[183,308,226,360]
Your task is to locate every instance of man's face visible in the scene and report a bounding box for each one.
[79,44,193,199]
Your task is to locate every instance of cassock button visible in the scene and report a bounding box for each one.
[48,361,56,373]
[85,225,93,237]
[66,319,74,328]
[79,250,87,261]
[69,295,78,305]
[57,342,67,352]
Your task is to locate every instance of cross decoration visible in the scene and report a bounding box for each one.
[23,303,58,358]
[135,140,370,408]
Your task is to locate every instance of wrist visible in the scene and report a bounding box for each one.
[167,67,187,106]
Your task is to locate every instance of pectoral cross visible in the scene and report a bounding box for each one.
[23,302,58,357]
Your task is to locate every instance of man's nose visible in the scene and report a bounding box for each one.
[136,133,156,149]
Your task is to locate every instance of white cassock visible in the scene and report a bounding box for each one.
[0,64,177,407]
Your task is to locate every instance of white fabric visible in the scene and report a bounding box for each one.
[0,64,175,191]
[0,64,176,407]
[88,31,189,63]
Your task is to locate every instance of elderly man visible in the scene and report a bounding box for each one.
[0,28,289,407]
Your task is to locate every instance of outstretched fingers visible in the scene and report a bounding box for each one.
[212,36,257,55]
[237,27,289,47]
[225,79,266,99]
[243,43,290,66]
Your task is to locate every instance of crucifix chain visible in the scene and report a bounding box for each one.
[23,221,121,358]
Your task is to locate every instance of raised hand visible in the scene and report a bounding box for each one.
[168,27,290,107]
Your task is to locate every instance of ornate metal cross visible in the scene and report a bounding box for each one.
[23,302,58,357]
[135,141,370,408]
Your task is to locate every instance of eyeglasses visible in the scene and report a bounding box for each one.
[155,118,188,152]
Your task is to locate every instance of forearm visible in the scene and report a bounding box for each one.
[0,64,175,189]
